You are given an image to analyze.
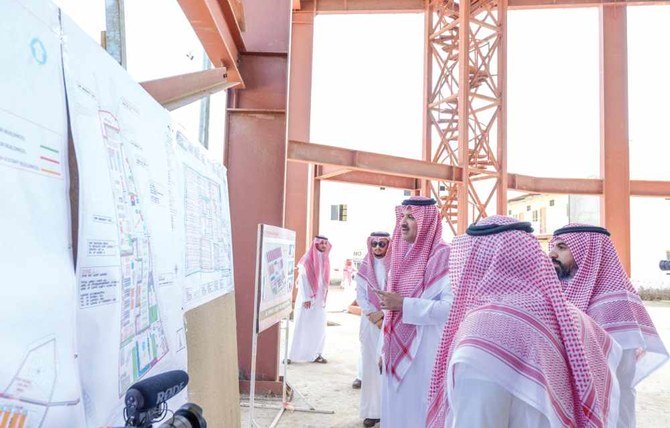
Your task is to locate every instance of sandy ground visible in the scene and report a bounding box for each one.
[241,288,670,427]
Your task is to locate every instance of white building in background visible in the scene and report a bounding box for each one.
[507,193,599,238]
[319,181,407,281]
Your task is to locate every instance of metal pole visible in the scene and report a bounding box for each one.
[268,317,291,428]
[249,225,264,428]
[104,0,126,68]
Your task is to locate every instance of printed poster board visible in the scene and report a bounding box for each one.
[255,225,296,333]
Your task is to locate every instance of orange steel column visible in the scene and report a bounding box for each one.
[422,0,433,197]
[496,0,508,216]
[456,0,471,233]
[426,0,507,234]
[599,5,631,274]
[286,10,316,261]
[227,53,289,393]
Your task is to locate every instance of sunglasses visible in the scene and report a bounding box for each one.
[371,240,387,248]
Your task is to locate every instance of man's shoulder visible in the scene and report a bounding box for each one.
[427,243,450,265]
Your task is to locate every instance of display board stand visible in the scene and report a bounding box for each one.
[247,224,333,427]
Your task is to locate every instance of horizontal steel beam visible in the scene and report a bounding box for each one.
[508,0,670,8]
[294,0,668,13]
[509,174,670,198]
[630,180,670,198]
[177,0,245,87]
[288,140,462,181]
[508,174,603,194]
[140,67,237,110]
[316,166,418,189]
[315,165,352,179]
[295,0,423,13]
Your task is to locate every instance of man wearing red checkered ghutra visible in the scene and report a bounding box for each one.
[375,197,453,427]
[427,216,622,428]
[550,224,669,428]
[289,236,332,363]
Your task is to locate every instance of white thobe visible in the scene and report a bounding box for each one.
[615,349,637,428]
[356,258,388,420]
[380,274,453,428]
[446,340,622,428]
[449,364,550,428]
[289,264,327,362]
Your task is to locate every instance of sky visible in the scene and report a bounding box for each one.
[52,0,670,284]
[310,6,670,284]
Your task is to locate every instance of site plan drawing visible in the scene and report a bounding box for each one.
[0,1,83,426]
[62,14,187,427]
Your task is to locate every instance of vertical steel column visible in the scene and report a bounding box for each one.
[456,0,471,232]
[228,53,289,392]
[285,9,316,261]
[496,0,508,216]
[599,5,631,273]
[426,0,507,233]
[104,0,127,67]
[422,0,434,197]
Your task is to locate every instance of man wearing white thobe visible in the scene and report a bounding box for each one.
[289,236,332,363]
[355,232,392,427]
[550,224,669,428]
[376,197,453,428]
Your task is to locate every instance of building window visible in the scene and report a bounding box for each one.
[439,184,446,192]
[526,205,531,212]
[403,190,412,196]
[330,204,348,221]
[549,199,555,207]
[533,210,539,222]
[508,210,512,215]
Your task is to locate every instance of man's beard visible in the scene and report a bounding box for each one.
[553,260,573,280]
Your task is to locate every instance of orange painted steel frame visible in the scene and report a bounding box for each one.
[149,0,670,397]
[285,0,670,278]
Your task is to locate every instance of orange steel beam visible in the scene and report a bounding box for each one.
[600,4,630,273]
[177,0,245,87]
[315,167,670,196]
[316,166,419,189]
[508,0,670,8]
[421,0,433,197]
[508,174,603,194]
[456,0,471,233]
[140,67,237,110]
[296,0,423,13]
[315,165,352,179]
[496,0,509,216]
[630,181,670,197]
[287,140,462,181]
[293,0,668,13]
[285,9,316,268]
[218,0,246,42]
[320,170,418,189]
[426,0,506,234]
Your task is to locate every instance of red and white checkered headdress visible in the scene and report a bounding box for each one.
[356,232,392,311]
[384,197,450,386]
[427,216,620,428]
[298,236,332,303]
[551,224,668,384]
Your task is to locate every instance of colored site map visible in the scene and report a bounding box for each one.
[0,338,79,428]
[99,112,169,396]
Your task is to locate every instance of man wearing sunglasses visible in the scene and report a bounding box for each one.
[376,197,453,427]
[355,232,392,427]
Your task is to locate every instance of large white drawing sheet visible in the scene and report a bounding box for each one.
[171,128,234,312]
[61,14,187,427]
[0,1,84,427]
